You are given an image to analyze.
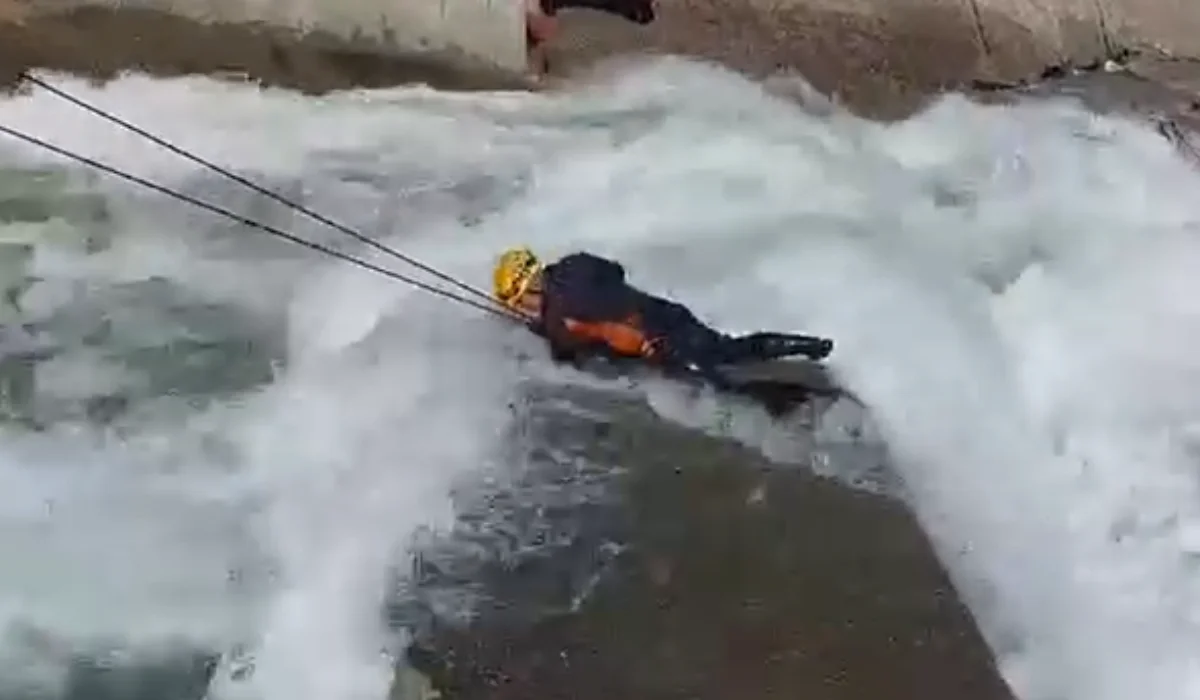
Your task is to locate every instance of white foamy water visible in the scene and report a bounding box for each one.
[0,57,1198,700]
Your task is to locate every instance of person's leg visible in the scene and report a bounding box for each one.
[525,0,557,76]
[642,297,833,366]
[720,332,833,363]
[641,298,730,364]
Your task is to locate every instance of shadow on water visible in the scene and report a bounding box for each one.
[0,378,1013,700]
[0,641,217,700]
[0,147,1020,698]
[395,383,1015,700]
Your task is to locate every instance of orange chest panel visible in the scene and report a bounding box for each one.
[563,315,657,357]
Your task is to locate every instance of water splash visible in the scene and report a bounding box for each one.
[0,57,1198,700]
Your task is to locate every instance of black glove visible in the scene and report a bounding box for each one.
[548,338,580,365]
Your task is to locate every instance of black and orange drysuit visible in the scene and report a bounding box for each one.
[527,252,833,387]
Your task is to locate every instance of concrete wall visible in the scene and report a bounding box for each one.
[16,0,1200,91]
[31,0,528,72]
[545,0,1200,119]
[765,0,1200,67]
[971,0,1200,63]
[1103,0,1200,58]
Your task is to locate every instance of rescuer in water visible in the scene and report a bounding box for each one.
[492,247,834,389]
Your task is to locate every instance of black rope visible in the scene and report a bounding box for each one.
[18,72,507,313]
[0,122,523,322]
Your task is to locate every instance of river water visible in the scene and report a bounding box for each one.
[0,56,1199,700]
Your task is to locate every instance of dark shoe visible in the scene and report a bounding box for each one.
[755,333,833,361]
[807,337,834,360]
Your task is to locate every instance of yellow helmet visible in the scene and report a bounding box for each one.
[493,246,542,307]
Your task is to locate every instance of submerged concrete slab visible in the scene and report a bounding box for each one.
[26,0,527,73]
[0,2,533,95]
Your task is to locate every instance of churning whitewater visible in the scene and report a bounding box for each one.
[0,56,1199,700]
